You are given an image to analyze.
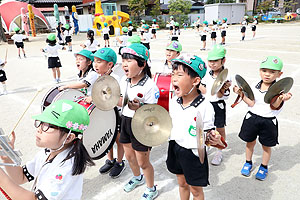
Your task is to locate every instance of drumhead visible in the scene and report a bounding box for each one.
[53,89,84,103]
[41,86,60,111]
[83,107,119,160]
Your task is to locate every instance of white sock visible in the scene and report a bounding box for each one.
[134,174,142,180]
[3,84,6,91]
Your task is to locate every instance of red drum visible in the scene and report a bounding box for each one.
[154,73,173,111]
[76,97,119,160]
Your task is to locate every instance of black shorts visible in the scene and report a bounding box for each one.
[252,25,256,31]
[169,26,173,31]
[151,29,156,34]
[119,115,151,152]
[221,31,226,37]
[211,32,217,39]
[104,33,109,40]
[116,110,122,132]
[196,24,200,28]
[15,42,24,48]
[48,57,62,68]
[0,70,7,82]
[142,42,150,50]
[211,100,226,128]
[201,35,207,41]
[241,27,246,33]
[171,36,178,41]
[91,50,97,54]
[141,31,144,36]
[166,141,209,187]
[239,111,279,147]
[128,31,132,36]
[65,36,72,43]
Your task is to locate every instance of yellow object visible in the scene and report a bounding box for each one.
[285,15,293,20]
[72,5,76,12]
[93,0,130,36]
[28,4,36,37]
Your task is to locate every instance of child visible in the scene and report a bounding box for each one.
[251,16,258,39]
[151,19,159,39]
[141,24,151,50]
[163,41,182,73]
[211,20,218,46]
[56,22,64,45]
[41,33,65,83]
[196,16,201,32]
[59,49,98,96]
[140,20,145,36]
[0,58,7,95]
[80,30,100,53]
[64,24,73,52]
[11,27,27,59]
[199,45,231,166]
[119,43,160,199]
[220,18,228,45]
[240,16,248,41]
[233,56,292,180]
[116,27,129,55]
[200,21,210,51]
[171,22,180,41]
[0,99,95,199]
[167,54,225,200]
[102,22,110,47]
[168,16,175,36]
[128,21,133,36]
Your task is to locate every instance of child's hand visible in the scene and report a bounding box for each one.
[0,131,16,162]
[206,130,222,146]
[58,86,67,91]
[84,96,93,104]
[222,80,232,90]
[279,92,292,102]
[40,48,45,52]
[233,85,242,95]
[128,98,141,111]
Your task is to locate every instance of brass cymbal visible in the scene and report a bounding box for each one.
[132,104,172,147]
[211,68,228,96]
[196,111,205,164]
[235,75,255,100]
[264,77,293,104]
[92,75,121,111]
[121,82,129,113]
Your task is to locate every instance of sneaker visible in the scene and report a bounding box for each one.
[255,166,268,181]
[124,175,145,192]
[200,48,206,51]
[24,54,26,58]
[241,162,253,177]
[140,186,158,200]
[99,159,116,174]
[19,55,21,59]
[57,78,61,83]
[211,151,223,166]
[109,160,126,178]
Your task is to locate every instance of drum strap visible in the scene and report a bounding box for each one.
[231,89,244,108]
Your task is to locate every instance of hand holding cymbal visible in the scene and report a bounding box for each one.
[264,77,293,104]
[211,68,229,96]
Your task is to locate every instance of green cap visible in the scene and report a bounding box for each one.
[32,100,90,134]
[170,16,174,19]
[172,54,207,79]
[92,48,117,65]
[104,22,108,27]
[254,16,258,18]
[47,33,56,41]
[152,19,156,22]
[65,24,70,29]
[207,45,226,61]
[166,41,182,52]
[121,43,150,61]
[223,17,227,22]
[141,20,145,23]
[142,24,149,29]
[174,22,179,26]
[128,21,132,24]
[260,56,283,71]
[203,20,208,25]
[122,27,128,33]
[128,35,141,44]
[14,27,20,32]
[75,49,94,62]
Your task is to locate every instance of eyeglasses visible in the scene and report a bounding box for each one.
[34,120,59,132]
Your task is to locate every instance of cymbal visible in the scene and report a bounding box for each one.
[122,82,129,113]
[235,75,254,100]
[264,77,293,104]
[196,111,205,164]
[211,68,228,96]
[92,75,120,111]
[132,104,172,147]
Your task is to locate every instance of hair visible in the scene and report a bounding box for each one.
[46,39,57,46]
[121,53,151,77]
[153,21,156,24]
[78,57,94,77]
[213,21,217,25]
[58,127,95,176]
[87,30,94,46]
[16,30,20,34]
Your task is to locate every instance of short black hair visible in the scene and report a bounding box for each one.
[122,53,151,77]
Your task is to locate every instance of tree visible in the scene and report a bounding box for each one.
[256,0,275,14]
[283,0,298,12]
[128,0,148,17]
[168,0,192,15]
[150,0,161,17]
[206,0,235,4]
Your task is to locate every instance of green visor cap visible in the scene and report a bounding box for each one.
[47,33,56,41]
[122,27,128,32]
[142,24,149,29]
[14,27,20,32]
[91,48,117,65]
[260,56,283,71]
[121,43,150,61]
[203,20,208,25]
[32,100,90,134]
[127,35,141,44]
[75,49,94,62]
[128,21,132,24]
[207,45,226,61]
[65,24,70,29]
[166,41,182,52]
[172,54,207,79]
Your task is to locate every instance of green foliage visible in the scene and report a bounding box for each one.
[256,0,275,14]
[168,0,192,15]
[283,0,298,12]
[150,0,161,16]
[128,0,148,17]
[206,0,236,4]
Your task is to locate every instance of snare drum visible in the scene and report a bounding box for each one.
[76,97,119,160]
[154,73,173,111]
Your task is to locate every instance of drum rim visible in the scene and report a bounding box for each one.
[41,86,59,112]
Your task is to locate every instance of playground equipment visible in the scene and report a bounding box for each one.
[54,4,60,25]
[72,5,79,35]
[28,4,36,37]
[21,7,29,36]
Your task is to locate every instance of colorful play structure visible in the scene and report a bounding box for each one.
[72,5,79,35]
[261,13,298,22]
[93,0,130,36]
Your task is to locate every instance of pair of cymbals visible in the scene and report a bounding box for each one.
[235,75,255,100]
[132,104,172,147]
[264,77,293,103]
[211,69,228,96]
[196,111,206,164]
[92,75,121,111]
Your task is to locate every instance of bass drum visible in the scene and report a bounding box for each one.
[153,73,173,111]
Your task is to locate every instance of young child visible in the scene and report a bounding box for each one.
[233,56,292,181]
[116,27,129,55]
[0,99,95,199]
[80,30,100,53]
[200,21,210,51]
[151,19,159,39]
[163,41,182,73]
[119,43,160,199]
[171,22,180,41]
[63,24,73,52]
[140,20,145,36]
[211,20,218,46]
[220,18,228,45]
[59,49,98,96]
[102,22,110,47]
[168,16,175,36]
[240,16,248,41]
[167,54,225,200]
[11,27,27,59]
[128,21,133,36]
[199,45,231,165]
[141,24,151,50]
[41,33,65,83]
[56,22,64,45]
[251,16,258,39]
[196,16,201,32]
[0,58,8,95]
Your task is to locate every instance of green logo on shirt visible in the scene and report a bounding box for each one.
[188,125,196,136]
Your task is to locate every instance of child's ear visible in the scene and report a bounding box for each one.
[221,58,226,65]
[66,133,76,143]
[278,71,283,78]
[193,77,201,86]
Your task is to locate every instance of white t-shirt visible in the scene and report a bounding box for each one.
[23,148,83,200]
[248,81,283,118]
[102,27,109,34]
[128,26,133,31]
[211,25,218,33]
[152,24,159,30]
[142,31,151,43]
[43,44,64,57]
[120,75,160,118]
[84,39,99,52]
[241,20,247,27]
[119,35,129,47]
[11,34,26,43]
[79,68,98,96]
[63,29,72,37]
[169,95,215,149]
[252,20,258,26]
[110,71,122,114]
[201,27,210,36]
[221,23,228,31]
